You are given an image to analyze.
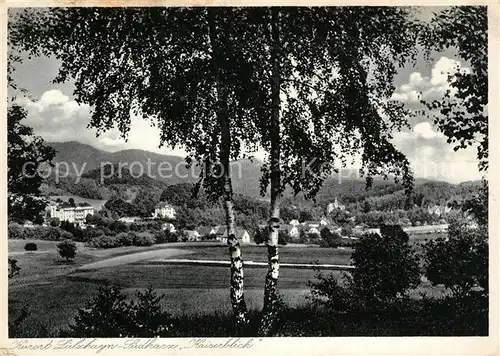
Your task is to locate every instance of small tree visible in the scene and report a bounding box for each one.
[57,239,77,262]
[24,242,37,251]
[350,226,420,304]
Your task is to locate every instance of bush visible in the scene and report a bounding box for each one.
[423,219,487,297]
[89,232,155,248]
[253,227,267,244]
[340,225,352,237]
[132,233,155,246]
[308,270,353,312]
[24,242,38,251]
[320,228,342,248]
[8,223,26,239]
[49,218,60,227]
[350,226,420,304]
[155,230,179,243]
[88,235,119,248]
[8,258,21,278]
[57,239,77,261]
[65,286,173,337]
[278,230,288,246]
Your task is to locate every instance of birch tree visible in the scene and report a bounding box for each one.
[243,7,418,334]
[10,7,261,331]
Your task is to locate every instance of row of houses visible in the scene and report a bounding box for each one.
[188,226,252,244]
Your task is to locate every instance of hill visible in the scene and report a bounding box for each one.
[44,141,481,205]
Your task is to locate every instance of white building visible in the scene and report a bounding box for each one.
[50,202,94,225]
[118,216,142,224]
[153,202,176,219]
[327,197,346,214]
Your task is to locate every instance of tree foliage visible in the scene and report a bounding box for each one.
[57,239,77,261]
[66,286,174,337]
[349,226,420,304]
[7,104,55,223]
[420,6,488,171]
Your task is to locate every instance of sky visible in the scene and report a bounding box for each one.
[8,7,484,184]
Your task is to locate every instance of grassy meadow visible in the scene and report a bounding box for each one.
[8,234,448,336]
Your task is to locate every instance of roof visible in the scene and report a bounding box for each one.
[184,230,200,237]
[304,221,322,226]
[235,229,249,239]
[155,202,173,209]
[197,226,214,235]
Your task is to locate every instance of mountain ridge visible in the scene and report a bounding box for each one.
[46,141,481,200]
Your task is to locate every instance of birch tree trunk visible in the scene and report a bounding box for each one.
[207,9,248,332]
[259,7,281,336]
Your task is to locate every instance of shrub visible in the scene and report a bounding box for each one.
[116,232,135,246]
[308,232,321,243]
[88,235,121,248]
[8,258,21,278]
[57,239,77,261]
[24,242,38,251]
[278,230,288,246]
[350,226,420,304]
[132,233,155,246]
[340,225,352,237]
[66,286,173,337]
[253,227,267,244]
[49,218,60,227]
[46,227,63,241]
[308,270,353,312]
[8,223,25,239]
[423,219,487,297]
[83,227,106,241]
[155,230,179,243]
[320,228,342,248]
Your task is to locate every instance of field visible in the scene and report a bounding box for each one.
[8,235,447,335]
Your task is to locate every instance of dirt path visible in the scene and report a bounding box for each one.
[76,248,194,271]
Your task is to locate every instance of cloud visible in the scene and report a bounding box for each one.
[392,120,481,183]
[17,89,188,157]
[412,122,445,140]
[391,56,470,104]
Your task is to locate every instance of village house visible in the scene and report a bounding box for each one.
[427,205,453,217]
[153,202,176,219]
[196,226,217,238]
[213,226,251,244]
[289,219,301,226]
[280,224,300,239]
[162,222,176,232]
[118,216,142,224]
[49,201,94,226]
[303,220,329,228]
[327,197,346,214]
[184,230,201,241]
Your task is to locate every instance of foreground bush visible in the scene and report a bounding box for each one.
[24,242,37,251]
[57,239,77,261]
[350,225,421,304]
[310,225,421,309]
[62,286,173,337]
[424,219,488,297]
